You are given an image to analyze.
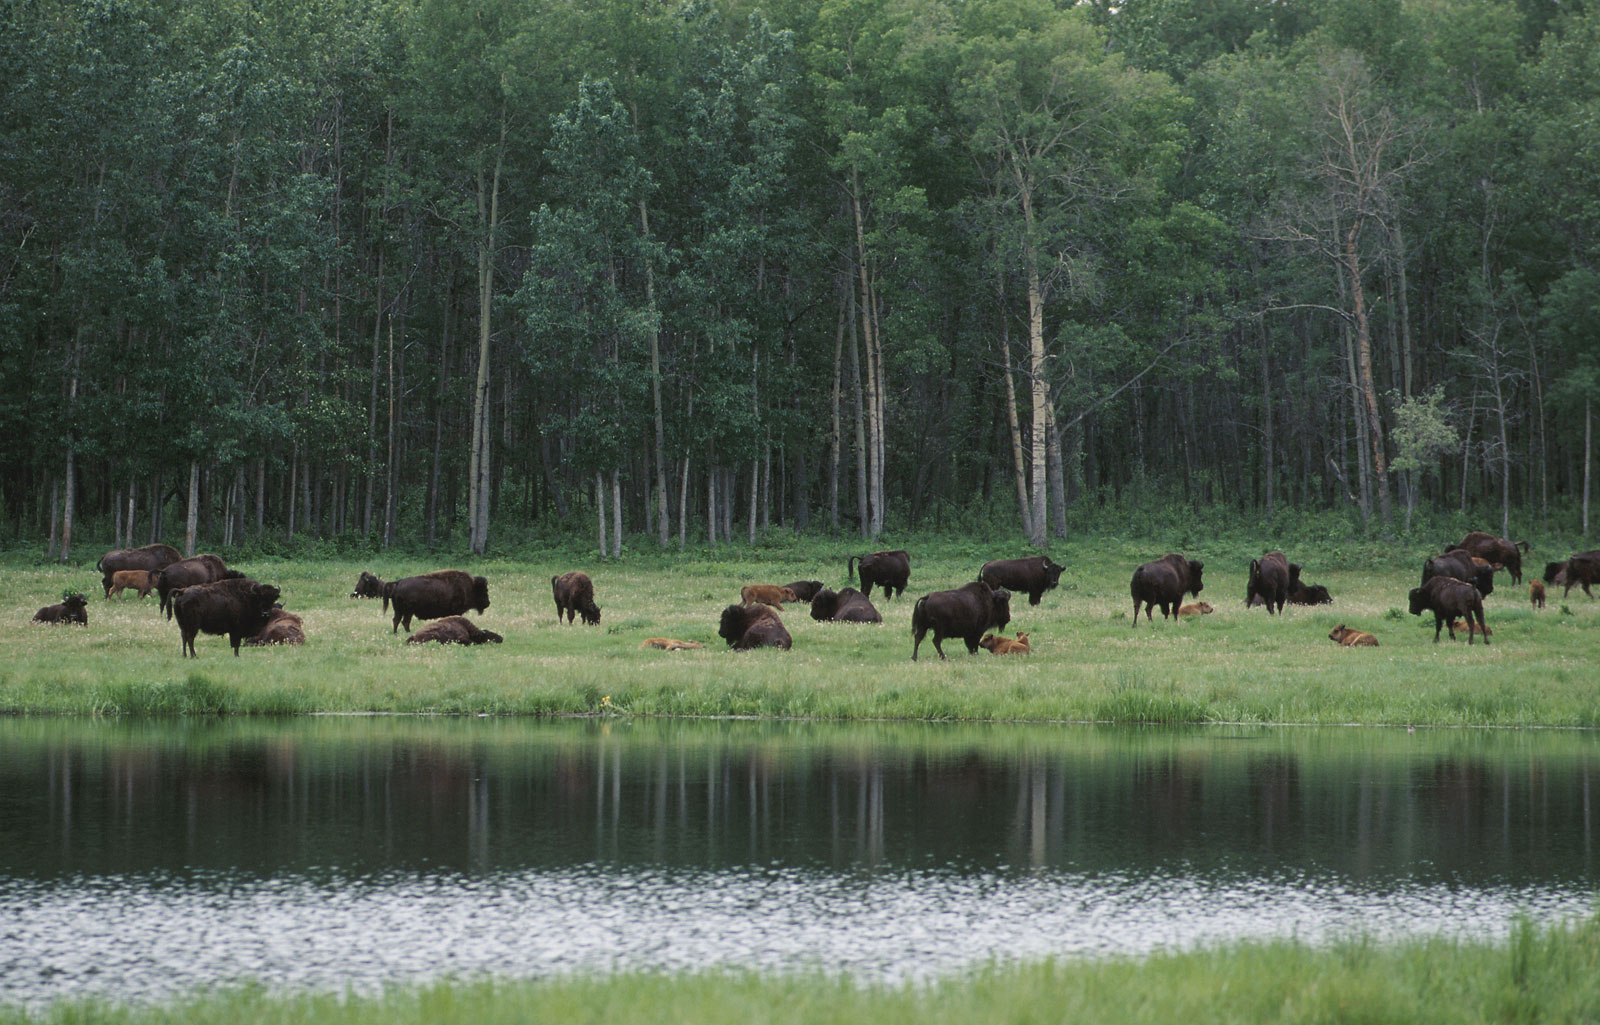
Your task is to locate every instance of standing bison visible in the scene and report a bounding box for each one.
[910,581,1012,661]
[157,554,237,618]
[383,570,490,633]
[33,593,88,626]
[849,550,910,600]
[172,578,282,657]
[109,569,158,599]
[350,572,386,599]
[1543,551,1600,598]
[1421,551,1494,598]
[406,616,503,646]
[1245,551,1292,614]
[809,587,882,624]
[1409,576,1489,644]
[1130,554,1204,627]
[552,571,602,625]
[718,603,792,650]
[1447,531,1531,584]
[97,543,182,598]
[979,556,1064,606]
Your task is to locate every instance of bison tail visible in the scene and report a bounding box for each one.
[1516,540,1531,552]
[848,556,858,582]
[910,595,927,635]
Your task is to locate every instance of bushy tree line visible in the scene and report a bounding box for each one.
[3,0,1597,558]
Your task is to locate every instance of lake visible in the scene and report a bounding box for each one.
[1,717,1595,1009]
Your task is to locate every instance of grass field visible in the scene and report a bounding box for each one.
[4,537,1597,724]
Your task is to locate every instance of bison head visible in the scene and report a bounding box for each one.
[718,604,751,647]
[1043,559,1065,587]
[1187,560,1205,596]
[809,588,839,622]
[471,576,491,613]
[990,587,1012,633]
[1407,587,1426,616]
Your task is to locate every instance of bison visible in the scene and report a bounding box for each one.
[911,580,1012,661]
[1328,625,1378,647]
[784,581,825,602]
[809,586,882,624]
[849,549,910,600]
[350,571,386,599]
[1447,531,1531,584]
[406,616,503,646]
[741,584,799,606]
[383,570,490,633]
[1246,551,1292,614]
[1130,554,1204,627]
[979,632,1031,655]
[1409,576,1489,644]
[1287,579,1333,605]
[243,606,306,646]
[552,571,602,625]
[1530,579,1546,609]
[157,554,237,618]
[1421,551,1494,598]
[1448,619,1492,638]
[641,638,704,651]
[109,569,157,599]
[718,603,792,650]
[96,543,182,598]
[33,593,88,626]
[1543,552,1600,598]
[979,556,1064,606]
[172,578,282,657]
[1177,601,1214,616]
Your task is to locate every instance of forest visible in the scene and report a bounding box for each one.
[3,0,1598,559]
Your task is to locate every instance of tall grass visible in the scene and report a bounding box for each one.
[3,542,1596,725]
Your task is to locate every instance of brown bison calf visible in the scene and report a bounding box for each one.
[110,569,157,599]
[979,632,1031,655]
[641,638,704,651]
[1409,576,1489,644]
[1130,554,1204,626]
[97,542,182,598]
[1328,625,1378,647]
[911,581,1012,661]
[243,606,306,646]
[718,603,792,650]
[1448,619,1492,638]
[406,616,503,646]
[173,578,282,657]
[552,571,602,625]
[1177,601,1214,616]
[741,584,799,606]
[383,570,491,633]
[33,593,88,626]
[1530,579,1546,609]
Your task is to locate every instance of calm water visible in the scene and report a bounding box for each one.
[1,717,1596,1008]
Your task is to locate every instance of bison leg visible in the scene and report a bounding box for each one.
[963,633,982,654]
[1131,597,1141,627]
[1029,590,1042,606]
[1474,608,1489,645]
[911,624,926,662]
[931,633,948,660]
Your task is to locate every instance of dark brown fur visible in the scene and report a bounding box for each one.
[1246,551,1291,614]
[1543,552,1600,598]
[979,556,1064,606]
[848,550,911,600]
[784,581,825,602]
[1530,579,1546,609]
[911,581,1012,661]
[156,554,236,618]
[808,586,882,623]
[1447,531,1530,584]
[405,615,503,646]
[350,571,386,599]
[243,607,306,646]
[552,571,602,625]
[718,603,792,650]
[1130,554,1204,627]
[1421,551,1494,598]
[97,543,182,598]
[383,570,491,633]
[173,578,282,657]
[33,593,88,626]
[1409,576,1489,644]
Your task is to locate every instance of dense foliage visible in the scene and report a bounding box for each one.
[4,0,1598,557]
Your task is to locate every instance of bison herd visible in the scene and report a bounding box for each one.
[28,534,1598,661]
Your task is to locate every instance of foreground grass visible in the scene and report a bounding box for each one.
[3,538,1598,725]
[7,915,1597,1025]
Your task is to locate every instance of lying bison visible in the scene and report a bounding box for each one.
[979,632,1030,655]
[110,569,157,599]
[1409,576,1489,644]
[33,593,88,626]
[1543,551,1600,598]
[97,543,182,598]
[1177,601,1213,616]
[1130,554,1204,627]
[1287,578,1333,605]
[552,571,602,625]
[350,572,386,599]
[809,586,882,624]
[406,616,503,646]
[1421,550,1494,598]
[1448,531,1531,584]
[718,603,792,650]
[979,556,1064,606]
[1246,551,1291,614]
[383,570,490,633]
[849,549,910,600]
[1328,625,1378,647]
[741,584,799,606]
[173,578,282,657]
[911,581,1012,661]
[243,606,306,646]
[157,554,237,618]
[784,581,825,602]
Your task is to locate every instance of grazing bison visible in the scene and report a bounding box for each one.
[552,571,602,625]
[96,543,182,598]
[383,570,490,633]
[849,549,911,600]
[718,603,792,650]
[979,556,1065,606]
[1246,551,1292,614]
[350,572,386,599]
[1177,601,1214,616]
[911,581,1012,661]
[979,632,1031,655]
[157,555,236,618]
[784,581,825,603]
[1328,625,1378,647]
[1409,576,1489,644]
[33,593,88,626]
[1130,554,1204,627]
[741,584,799,606]
[641,638,704,651]
[809,586,882,624]
[1421,551,1494,598]
[110,569,157,599]
[172,578,282,657]
[1530,579,1546,609]
[243,606,306,646]
[1543,552,1600,598]
[406,616,503,646]
[1447,531,1531,584]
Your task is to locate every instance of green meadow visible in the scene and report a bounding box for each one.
[4,537,1596,725]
